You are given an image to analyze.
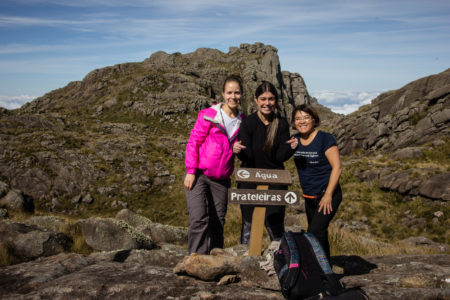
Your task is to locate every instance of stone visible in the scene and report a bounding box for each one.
[0,181,9,198]
[217,274,239,285]
[115,209,188,246]
[433,211,444,218]
[0,221,72,260]
[79,217,156,251]
[174,252,240,281]
[391,147,424,159]
[71,194,82,204]
[430,108,450,127]
[0,189,25,211]
[418,173,450,201]
[81,193,94,204]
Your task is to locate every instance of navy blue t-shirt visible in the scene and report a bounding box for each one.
[293,130,337,196]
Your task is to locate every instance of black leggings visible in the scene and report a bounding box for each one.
[240,204,285,244]
[305,185,342,261]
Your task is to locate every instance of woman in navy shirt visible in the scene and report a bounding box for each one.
[289,104,342,261]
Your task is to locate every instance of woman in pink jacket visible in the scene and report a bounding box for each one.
[184,75,245,254]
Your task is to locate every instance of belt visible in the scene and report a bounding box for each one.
[302,194,318,199]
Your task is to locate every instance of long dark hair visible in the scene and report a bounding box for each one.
[255,81,280,155]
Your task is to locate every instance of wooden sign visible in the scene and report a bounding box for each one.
[228,189,301,206]
[230,168,299,256]
[234,168,292,185]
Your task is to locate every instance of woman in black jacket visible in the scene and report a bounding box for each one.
[234,81,297,244]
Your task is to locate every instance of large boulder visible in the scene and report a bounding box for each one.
[115,209,188,245]
[173,247,280,290]
[174,251,241,281]
[418,173,450,201]
[79,217,156,251]
[0,189,34,212]
[0,221,72,260]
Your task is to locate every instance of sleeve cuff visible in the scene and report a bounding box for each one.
[186,168,196,174]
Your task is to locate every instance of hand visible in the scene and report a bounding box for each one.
[233,140,246,154]
[184,173,196,191]
[318,194,333,215]
[286,136,298,149]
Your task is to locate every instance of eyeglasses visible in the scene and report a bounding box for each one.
[295,115,313,122]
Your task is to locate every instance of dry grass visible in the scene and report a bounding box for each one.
[0,243,22,267]
[329,225,442,256]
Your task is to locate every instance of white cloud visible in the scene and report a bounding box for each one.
[311,90,381,115]
[0,95,36,110]
[0,15,109,27]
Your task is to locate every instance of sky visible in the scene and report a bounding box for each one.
[0,1,449,114]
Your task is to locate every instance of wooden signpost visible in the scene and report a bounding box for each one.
[228,168,300,256]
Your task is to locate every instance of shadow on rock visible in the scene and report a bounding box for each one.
[332,255,377,275]
[113,249,132,262]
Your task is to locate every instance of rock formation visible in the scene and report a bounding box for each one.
[0,244,448,299]
[332,68,450,155]
[332,69,450,201]
[0,43,318,208]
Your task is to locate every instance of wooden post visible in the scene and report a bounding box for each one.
[229,168,300,256]
[248,185,268,256]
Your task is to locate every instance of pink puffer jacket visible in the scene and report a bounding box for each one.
[185,103,245,180]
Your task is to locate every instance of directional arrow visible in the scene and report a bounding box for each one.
[284,191,298,204]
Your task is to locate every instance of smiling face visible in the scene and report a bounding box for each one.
[294,110,315,135]
[222,80,241,112]
[255,91,276,116]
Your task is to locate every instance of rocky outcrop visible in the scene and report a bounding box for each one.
[332,68,450,155]
[0,210,448,299]
[0,248,448,299]
[21,43,314,120]
[353,165,450,202]
[0,43,327,211]
[332,69,450,202]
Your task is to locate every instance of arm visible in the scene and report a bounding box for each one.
[236,118,253,162]
[318,145,342,215]
[275,119,296,163]
[184,112,210,190]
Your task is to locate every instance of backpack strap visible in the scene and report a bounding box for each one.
[304,232,344,296]
[304,232,333,274]
[281,231,301,293]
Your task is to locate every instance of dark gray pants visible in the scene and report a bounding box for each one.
[185,172,230,254]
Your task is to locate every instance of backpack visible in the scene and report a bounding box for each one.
[274,230,365,300]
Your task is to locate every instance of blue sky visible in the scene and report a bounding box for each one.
[1,0,449,114]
